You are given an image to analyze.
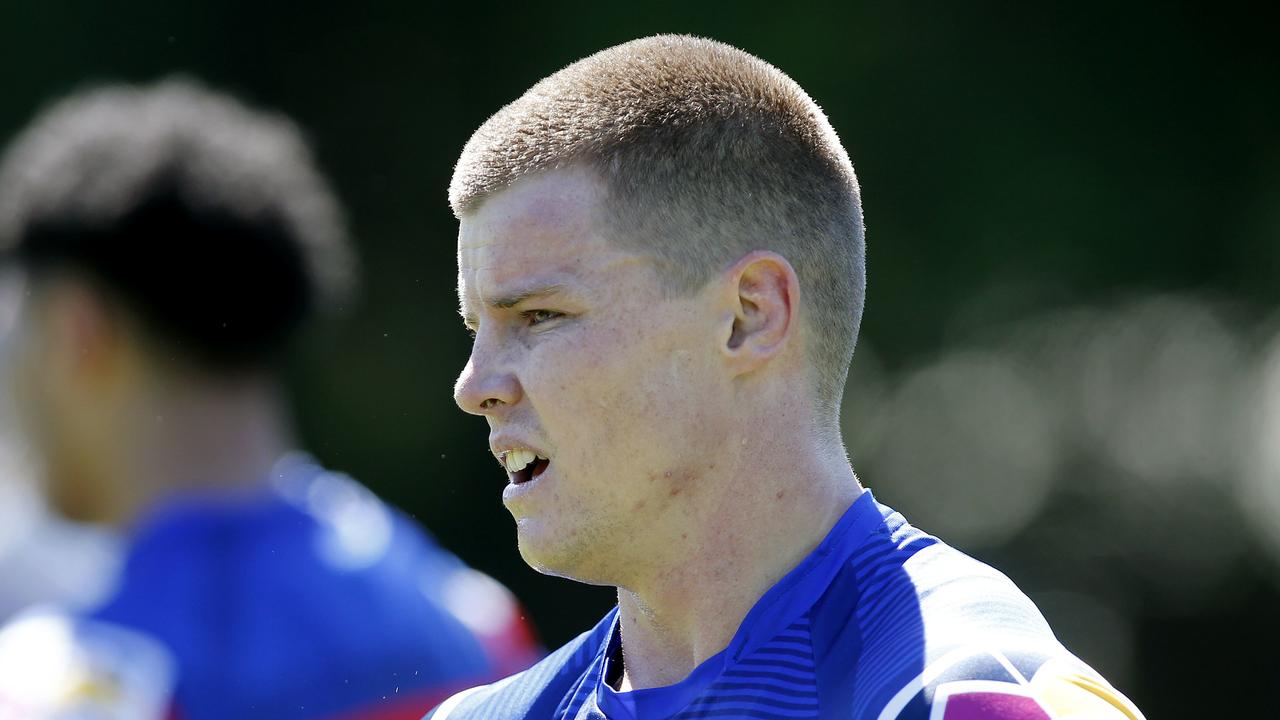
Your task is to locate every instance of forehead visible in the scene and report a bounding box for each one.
[457,168,635,305]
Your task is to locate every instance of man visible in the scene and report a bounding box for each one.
[0,79,537,719]
[432,36,1144,719]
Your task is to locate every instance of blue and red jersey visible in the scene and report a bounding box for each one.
[426,489,1143,720]
[0,453,539,719]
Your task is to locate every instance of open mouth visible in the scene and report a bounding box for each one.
[516,458,550,485]
[501,450,550,485]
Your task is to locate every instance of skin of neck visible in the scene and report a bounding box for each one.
[613,372,862,691]
[53,336,294,528]
[125,368,294,520]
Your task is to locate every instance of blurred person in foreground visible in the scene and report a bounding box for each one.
[0,79,538,719]
[432,35,1143,720]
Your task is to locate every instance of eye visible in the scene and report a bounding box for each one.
[522,309,563,327]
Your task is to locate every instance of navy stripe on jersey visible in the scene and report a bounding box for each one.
[848,519,936,720]
[671,616,819,719]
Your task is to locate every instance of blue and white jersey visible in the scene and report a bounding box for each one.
[0,454,540,720]
[426,490,1143,720]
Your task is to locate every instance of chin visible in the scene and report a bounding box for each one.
[515,518,615,587]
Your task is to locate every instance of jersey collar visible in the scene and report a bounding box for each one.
[595,487,888,719]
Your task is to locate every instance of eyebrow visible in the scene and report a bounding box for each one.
[489,283,568,309]
[459,282,569,326]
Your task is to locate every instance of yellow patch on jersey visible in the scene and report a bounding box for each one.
[1029,658,1145,720]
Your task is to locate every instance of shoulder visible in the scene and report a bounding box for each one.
[820,508,1058,666]
[820,519,1143,719]
[873,644,1145,720]
[829,506,1057,650]
[425,611,614,720]
[0,607,177,717]
[891,547,1144,719]
[282,468,542,674]
[97,461,538,714]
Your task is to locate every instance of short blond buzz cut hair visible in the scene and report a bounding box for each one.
[451,34,865,420]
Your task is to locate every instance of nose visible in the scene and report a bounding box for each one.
[454,341,522,417]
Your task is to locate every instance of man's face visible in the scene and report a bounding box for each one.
[1,275,117,521]
[455,167,732,586]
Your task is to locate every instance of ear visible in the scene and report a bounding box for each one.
[719,251,800,377]
[39,279,125,390]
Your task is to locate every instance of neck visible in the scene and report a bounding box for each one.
[614,415,861,691]
[100,373,294,527]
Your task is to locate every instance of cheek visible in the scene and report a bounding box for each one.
[523,327,643,449]
[527,319,719,465]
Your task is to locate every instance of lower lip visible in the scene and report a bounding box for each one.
[502,464,552,505]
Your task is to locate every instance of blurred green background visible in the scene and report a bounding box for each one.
[2,2,1276,716]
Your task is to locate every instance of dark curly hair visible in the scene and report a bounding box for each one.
[0,77,355,370]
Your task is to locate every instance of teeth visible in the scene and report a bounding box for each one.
[502,449,538,473]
